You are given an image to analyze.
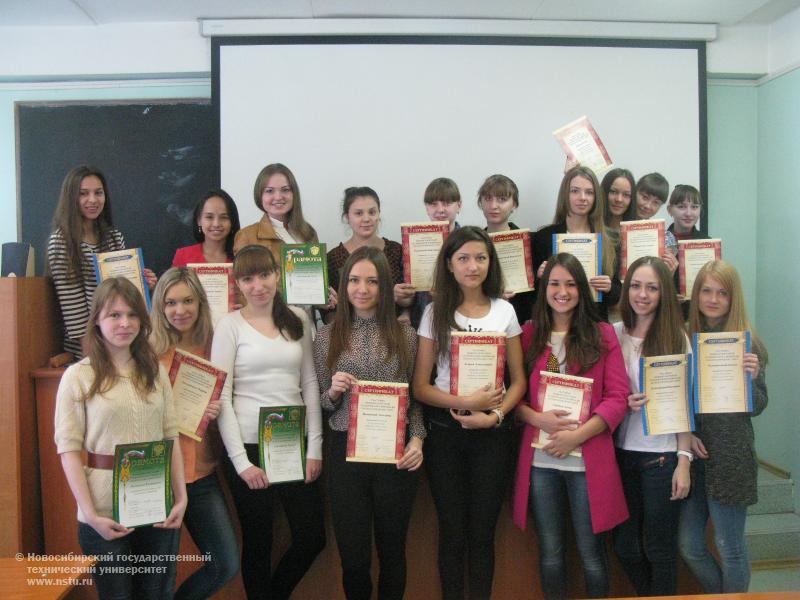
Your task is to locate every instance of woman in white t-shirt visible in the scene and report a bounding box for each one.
[612,255,692,596]
[413,226,526,600]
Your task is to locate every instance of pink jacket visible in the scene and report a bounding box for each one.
[512,321,629,534]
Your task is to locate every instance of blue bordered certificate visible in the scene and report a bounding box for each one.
[552,233,603,302]
[93,247,151,310]
[692,331,753,413]
[638,353,694,435]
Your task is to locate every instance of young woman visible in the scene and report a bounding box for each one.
[512,253,629,600]
[326,187,410,321]
[211,245,325,599]
[600,168,637,236]
[150,268,239,600]
[172,189,241,267]
[679,260,768,594]
[612,256,692,596]
[314,246,424,600]
[54,277,187,599]
[48,165,155,357]
[413,226,526,600]
[531,166,620,321]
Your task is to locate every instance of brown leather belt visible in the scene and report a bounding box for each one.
[87,452,114,470]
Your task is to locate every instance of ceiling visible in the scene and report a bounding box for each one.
[2,0,799,28]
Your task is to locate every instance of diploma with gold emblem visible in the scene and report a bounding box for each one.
[678,239,722,296]
[188,263,236,326]
[639,354,694,435]
[553,232,603,301]
[93,247,151,309]
[347,381,409,464]
[693,331,753,413]
[531,372,593,457]
[112,440,173,528]
[167,349,227,442]
[619,219,666,279]
[281,243,328,306]
[449,332,506,397]
[552,116,614,177]
[401,221,449,292]
[258,406,306,484]
[489,229,535,293]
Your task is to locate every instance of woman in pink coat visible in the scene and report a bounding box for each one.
[512,253,629,599]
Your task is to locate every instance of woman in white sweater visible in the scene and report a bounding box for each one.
[211,244,324,600]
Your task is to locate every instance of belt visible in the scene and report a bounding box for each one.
[87,452,114,470]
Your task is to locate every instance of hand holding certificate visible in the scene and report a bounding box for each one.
[347,381,409,463]
[619,220,666,279]
[113,440,173,528]
[678,239,722,296]
[449,332,506,397]
[693,331,753,413]
[258,406,306,484]
[531,372,593,457]
[401,222,449,291]
[188,263,236,326]
[281,243,329,306]
[167,350,227,441]
[93,247,151,309]
[639,354,694,435]
[489,229,535,293]
[553,116,614,177]
[553,233,602,301]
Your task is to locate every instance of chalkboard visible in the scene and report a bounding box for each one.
[17,100,218,277]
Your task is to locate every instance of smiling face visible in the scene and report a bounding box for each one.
[260,173,294,222]
[628,264,661,320]
[479,193,515,228]
[78,175,106,222]
[198,195,232,243]
[668,200,702,233]
[448,240,490,291]
[97,295,140,352]
[346,196,380,239]
[546,264,579,322]
[425,199,461,226]
[697,274,730,327]
[607,176,632,217]
[163,281,199,334]
[347,258,380,317]
[236,269,278,309]
[637,191,664,219]
[568,175,595,218]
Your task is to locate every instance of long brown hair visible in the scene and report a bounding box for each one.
[620,256,686,356]
[252,163,318,243]
[82,278,160,401]
[527,253,603,374]
[50,165,116,282]
[430,226,504,361]
[149,267,214,356]
[327,246,411,376]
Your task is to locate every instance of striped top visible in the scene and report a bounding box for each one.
[47,228,125,357]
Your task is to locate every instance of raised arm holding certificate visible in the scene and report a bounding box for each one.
[678,239,722,296]
[552,116,614,177]
[553,233,602,301]
[188,263,235,326]
[112,440,173,528]
[347,381,409,464]
[619,219,666,279]
[489,229,535,293]
[401,221,449,291]
[693,331,753,414]
[93,247,151,309]
[258,406,306,484]
[639,354,694,436]
[531,372,593,457]
[281,243,329,306]
[168,350,227,441]
[449,332,506,397]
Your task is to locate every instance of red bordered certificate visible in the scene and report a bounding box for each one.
[449,332,506,397]
[678,239,722,296]
[168,350,227,441]
[489,229,535,293]
[401,221,449,291]
[619,219,666,279]
[552,116,614,177]
[188,263,236,326]
[531,372,593,458]
[347,381,409,463]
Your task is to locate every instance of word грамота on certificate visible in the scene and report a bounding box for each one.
[281,243,329,306]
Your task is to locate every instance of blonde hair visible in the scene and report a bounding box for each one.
[150,268,213,357]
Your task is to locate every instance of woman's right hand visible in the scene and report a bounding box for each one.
[240,465,269,489]
[536,409,579,435]
[463,384,503,411]
[88,515,132,541]
[627,392,648,412]
[690,435,709,459]
[328,371,357,402]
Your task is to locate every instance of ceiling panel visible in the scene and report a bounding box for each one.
[77,0,313,24]
[0,0,95,26]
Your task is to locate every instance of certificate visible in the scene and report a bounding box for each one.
[188,263,235,326]
[347,381,409,464]
[167,350,227,442]
[401,221,449,291]
[489,229,535,293]
[678,239,722,296]
[449,332,506,397]
[552,116,614,177]
[639,354,694,435]
[619,219,666,279]
[553,232,602,301]
[112,440,173,528]
[93,247,151,310]
[281,243,329,306]
[258,406,306,484]
[693,331,753,414]
[531,372,593,457]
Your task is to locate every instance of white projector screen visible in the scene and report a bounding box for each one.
[214,37,705,248]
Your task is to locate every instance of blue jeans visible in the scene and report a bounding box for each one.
[78,521,179,600]
[612,449,681,596]
[530,467,609,600]
[678,461,750,593]
[173,473,240,600]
